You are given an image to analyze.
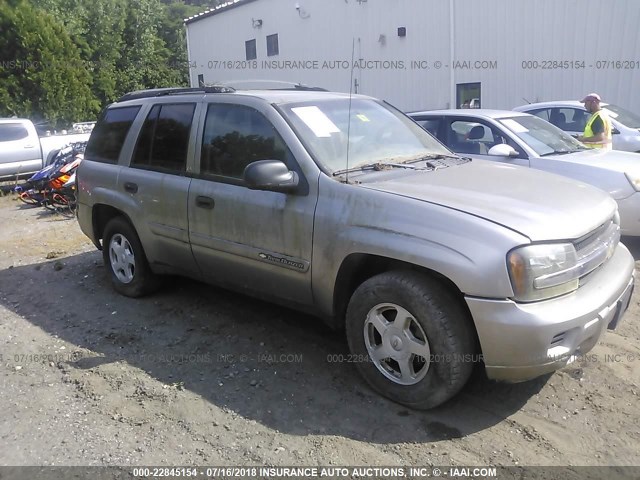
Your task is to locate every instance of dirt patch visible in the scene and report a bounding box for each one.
[0,193,639,470]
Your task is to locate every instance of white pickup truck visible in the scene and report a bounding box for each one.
[0,118,91,180]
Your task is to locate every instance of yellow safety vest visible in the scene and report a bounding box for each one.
[583,110,612,150]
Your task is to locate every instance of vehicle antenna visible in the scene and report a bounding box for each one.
[346,38,356,184]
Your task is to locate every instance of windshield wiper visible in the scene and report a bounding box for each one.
[332,162,421,176]
[403,153,461,163]
[401,153,463,169]
[540,149,579,156]
[332,153,463,176]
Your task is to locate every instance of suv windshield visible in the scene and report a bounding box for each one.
[603,104,640,129]
[279,98,451,172]
[498,115,586,156]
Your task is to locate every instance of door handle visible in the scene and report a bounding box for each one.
[123,182,138,194]
[195,195,215,209]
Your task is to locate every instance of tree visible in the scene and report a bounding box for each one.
[157,2,202,85]
[0,0,98,126]
[35,0,197,98]
[83,0,127,105]
[0,0,217,125]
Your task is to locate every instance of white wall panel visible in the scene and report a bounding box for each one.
[186,0,640,113]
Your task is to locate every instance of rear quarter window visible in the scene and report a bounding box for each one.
[0,124,29,142]
[131,103,196,174]
[415,118,441,137]
[85,106,141,164]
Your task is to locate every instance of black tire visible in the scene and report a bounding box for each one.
[345,270,476,410]
[102,217,160,297]
[45,149,60,167]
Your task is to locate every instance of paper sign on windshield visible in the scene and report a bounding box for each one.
[291,106,341,137]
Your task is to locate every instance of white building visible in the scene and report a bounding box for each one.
[185,0,640,113]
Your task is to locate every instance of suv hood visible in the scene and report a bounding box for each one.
[362,160,616,241]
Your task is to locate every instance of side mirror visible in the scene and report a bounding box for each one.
[488,144,519,158]
[243,160,299,193]
[612,127,620,135]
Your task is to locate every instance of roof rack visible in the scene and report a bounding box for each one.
[116,86,235,102]
[219,80,328,92]
[288,84,328,92]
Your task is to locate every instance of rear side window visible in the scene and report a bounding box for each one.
[85,106,140,164]
[530,109,550,121]
[132,103,196,174]
[415,118,441,137]
[200,104,288,180]
[0,124,29,142]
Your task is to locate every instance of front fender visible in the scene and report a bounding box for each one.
[311,179,528,318]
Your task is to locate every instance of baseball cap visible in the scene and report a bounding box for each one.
[580,93,601,103]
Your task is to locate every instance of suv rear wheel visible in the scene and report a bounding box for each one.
[102,217,160,297]
[345,271,475,409]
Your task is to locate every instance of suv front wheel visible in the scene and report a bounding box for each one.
[346,271,476,409]
[102,217,160,297]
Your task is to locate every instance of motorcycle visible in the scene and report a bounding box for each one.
[15,142,85,215]
[48,163,81,217]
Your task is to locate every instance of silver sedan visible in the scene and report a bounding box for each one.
[408,109,640,236]
[513,101,640,153]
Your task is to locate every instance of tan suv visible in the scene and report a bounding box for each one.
[77,87,635,409]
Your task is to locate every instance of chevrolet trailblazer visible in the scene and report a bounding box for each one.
[76,87,635,409]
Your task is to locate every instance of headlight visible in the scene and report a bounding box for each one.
[507,243,579,302]
[625,172,640,191]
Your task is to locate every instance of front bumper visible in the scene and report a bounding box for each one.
[466,243,635,382]
[617,192,640,236]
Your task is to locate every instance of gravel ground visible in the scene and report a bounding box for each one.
[0,193,639,477]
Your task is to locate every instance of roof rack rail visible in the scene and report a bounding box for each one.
[116,86,235,102]
[219,80,328,92]
[289,84,328,92]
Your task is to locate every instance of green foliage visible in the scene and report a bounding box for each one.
[0,0,215,127]
[158,2,203,84]
[83,0,127,105]
[0,0,98,127]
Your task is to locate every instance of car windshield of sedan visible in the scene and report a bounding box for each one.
[279,98,451,173]
[603,104,640,129]
[498,115,586,156]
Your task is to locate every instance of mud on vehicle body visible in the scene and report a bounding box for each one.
[77,86,635,409]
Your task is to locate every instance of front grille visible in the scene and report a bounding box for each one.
[574,220,611,251]
[574,219,620,286]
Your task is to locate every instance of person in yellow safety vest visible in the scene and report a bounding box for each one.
[576,93,612,150]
